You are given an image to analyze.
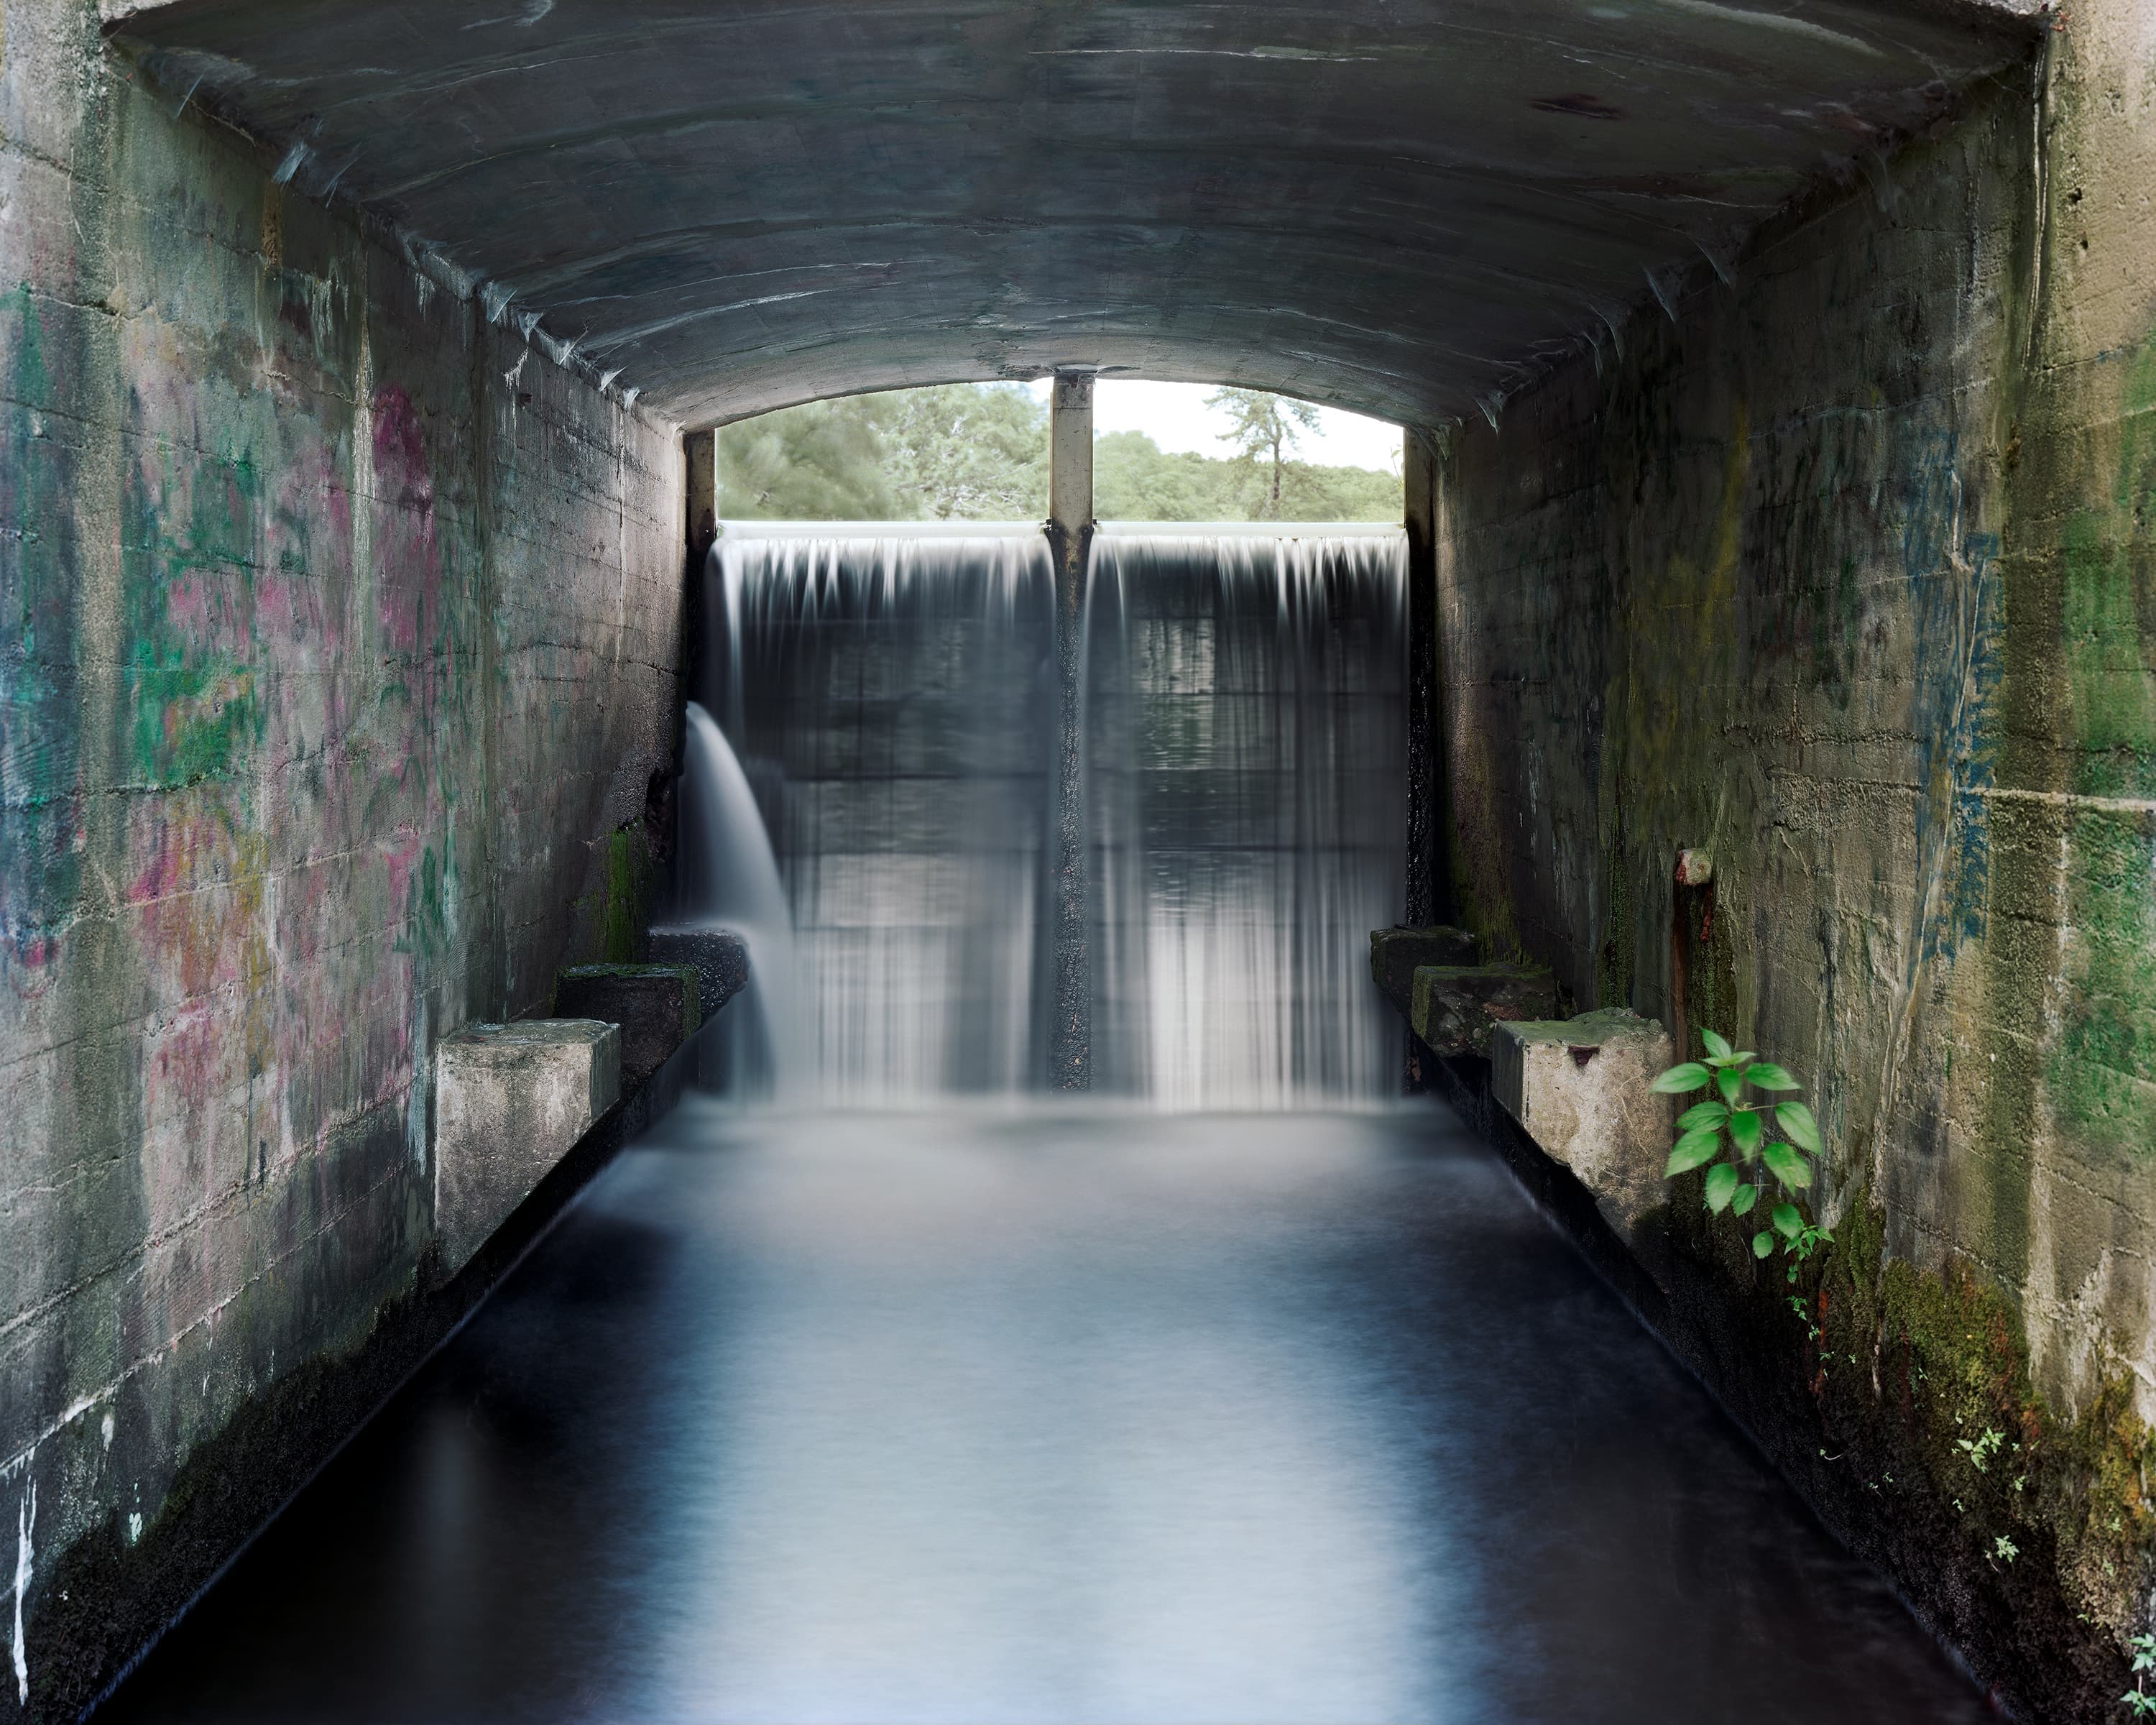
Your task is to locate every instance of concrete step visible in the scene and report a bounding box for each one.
[1368,924,1479,1012]
[647,925,751,1021]
[555,962,704,1090]
[434,1020,621,1275]
[1491,1008,1673,1238]
[1407,961,1558,1057]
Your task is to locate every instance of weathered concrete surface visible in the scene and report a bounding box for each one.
[104,1,2040,431]
[0,0,2137,1716]
[0,7,683,1718]
[434,1020,621,1274]
[1403,433,1451,926]
[1049,372,1093,1090]
[553,964,700,1091]
[645,926,749,1024]
[1492,1009,1673,1237]
[1410,962,1557,1059]
[1368,924,1478,1012]
[1432,4,2156,1711]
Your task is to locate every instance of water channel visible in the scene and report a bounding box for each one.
[103,530,1985,1721]
[106,1107,1983,1723]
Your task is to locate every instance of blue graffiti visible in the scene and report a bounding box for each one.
[1904,429,2002,964]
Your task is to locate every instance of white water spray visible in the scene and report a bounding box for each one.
[13,1479,34,1706]
[673,702,803,1098]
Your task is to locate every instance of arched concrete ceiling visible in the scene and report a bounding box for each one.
[111,0,2040,429]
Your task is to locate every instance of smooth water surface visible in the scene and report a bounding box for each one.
[109,1104,1981,1724]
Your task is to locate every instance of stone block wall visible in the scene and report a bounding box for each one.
[0,7,683,1716]
[1431,13,2156,1714]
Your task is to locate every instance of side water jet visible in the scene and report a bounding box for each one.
[671,701,803,1098]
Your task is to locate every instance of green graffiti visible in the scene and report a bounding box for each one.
[119,440,268,787]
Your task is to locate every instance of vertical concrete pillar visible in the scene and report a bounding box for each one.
[685,428,719,561]
[1049,370,1094,541]
[1046,371,1095,1089]
[681,427,719,786]
[1403,426,1452,927]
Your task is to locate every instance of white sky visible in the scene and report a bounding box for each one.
[1025,378,1401,472]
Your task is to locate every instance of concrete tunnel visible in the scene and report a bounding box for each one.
[6,0,2156,1718]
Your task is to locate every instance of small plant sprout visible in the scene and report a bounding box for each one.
[1955,1427,2004,1473]
[2124,1632,2156,1716]
[1651,1029,1828,1266]
[1992,1534,2018,1564]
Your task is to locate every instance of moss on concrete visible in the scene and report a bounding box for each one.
[580,822,659,967]
[1639,1177,2150,1718]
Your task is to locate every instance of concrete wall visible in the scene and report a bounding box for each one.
[1433,12,2155,1714]
[0,8,682,1717]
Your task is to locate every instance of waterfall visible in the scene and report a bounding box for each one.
[1088,533,1406,1107]
[708,532,1056,1103]
[701,526,1405,1107]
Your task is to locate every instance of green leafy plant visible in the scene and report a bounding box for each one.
[1651,1029,1828,1265]
[2123,1632,2156,1716]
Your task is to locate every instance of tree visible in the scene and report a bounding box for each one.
[1206,387,1321,519]
[719,395,898,519]
[882,384,1047,519]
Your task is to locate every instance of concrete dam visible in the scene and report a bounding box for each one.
[5,1,2156,1720]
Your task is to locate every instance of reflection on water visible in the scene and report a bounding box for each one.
[108,1107,1983,1724]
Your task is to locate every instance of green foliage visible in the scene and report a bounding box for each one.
[882,385,1054,520]
[2126,1633,2156,1716]
[720,383,1049,520]
[1653,1028,1829,1269]
[721,394,905,518]
[720,384,1401,523]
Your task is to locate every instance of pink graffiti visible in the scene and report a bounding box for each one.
[371,384,440,655]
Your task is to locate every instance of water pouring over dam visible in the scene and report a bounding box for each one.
[703,527,1406,1108]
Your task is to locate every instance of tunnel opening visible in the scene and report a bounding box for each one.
[14,3,2155,1721]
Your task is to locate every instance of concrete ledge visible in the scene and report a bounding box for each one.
[555,963,702,1090]
[1410,961,1557,1057]
[646,925,750,1021]
[1492,1008,1672,1237]
[434,1019,621,1274]
[1369,924,1478,1011]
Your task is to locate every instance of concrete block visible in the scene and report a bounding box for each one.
[1492,1008,1673,1235]
[1409,962,1557,1056]
[646,925,751,1021]
[1368,924,1479,1011]
[435,1020,620,1274]
[555,963,702,1090]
